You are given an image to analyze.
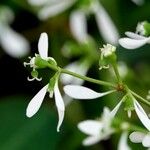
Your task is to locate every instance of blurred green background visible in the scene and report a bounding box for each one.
[0,0,150,149]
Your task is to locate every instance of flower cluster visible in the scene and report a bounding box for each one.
[24,28,150,149]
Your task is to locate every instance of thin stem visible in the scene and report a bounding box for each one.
[47,63,116,88]
[130,90,150,107]
[112,63,123,84]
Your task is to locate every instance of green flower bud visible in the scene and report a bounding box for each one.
[99,44,117,69]
[35,56,50,68]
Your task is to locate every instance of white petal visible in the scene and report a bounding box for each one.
[110,100,123,117]
[83,135,101,146]
[54,82,65,132]
[125,32,145,39]
[131,0,144,5]
[134,100,150,131]
[60,60,89,85]
[27,0,49,6]
[38,32,48,59]
[142,133,150,147]
[129,131,145,143]
[78,120,102,136]
[118,132,131,150]
[38,0,76,20]
[70,10,88,43]
[0,25,29,58]
[119,37,149,49]
[93,2,119,45]
[26,84,48,117]
[64,85,114,99]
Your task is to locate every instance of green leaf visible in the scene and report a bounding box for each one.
[0,95,61,150]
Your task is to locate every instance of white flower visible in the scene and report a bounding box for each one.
[0,6,29,58]
[64,85,116,100]
[130,131,150,148]
[119,31,150,49]
[28,0,77,20]
[24,32,56,81]
[100,44,116,58]
[118,132,131,150]
[99,44,116,70]
[69,0,119,45]
[69,10,90,44]
[78,106,121,146]
[25,32,65,132]
[91,0,119,45]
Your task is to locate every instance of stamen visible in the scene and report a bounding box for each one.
[27,76,35,81]
[36,77,42,81]
[24,62,30,67]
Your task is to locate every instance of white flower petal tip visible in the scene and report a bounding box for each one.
[142,134,150,147]
[82,136,100,146]
[64,85,115,99]
[26,85,48,118]
[129,132,145,143]
[38,32,48,59]
[78,120,102,136]
[54,82,65,132]
[119,37,149,49]
[110,100,123,117]
[134,100,150,131]
[118,132,131,150]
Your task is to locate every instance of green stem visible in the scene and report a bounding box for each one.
[47,63,116,88]
[130,90,150,107]
[112,63,123,84]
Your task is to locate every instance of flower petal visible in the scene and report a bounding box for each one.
[38,0,76,20]
[27,0,49,6]
[26,84,48,117]
[110,100,123,117]
[129,131,145,143]
[82,135,101,146]
[69,10,88,43]
[60,60,89,85]
[93,2,119,45]
[38,32,48,59]
[125,32,145,40]
[134,100,150,131]
[118,132,131,150]
[119,37,149,49]
[142,133,150,147]
[64,85,115,99]
[0,25,29,58]
[78,120,102,136]
[54,82,65,132]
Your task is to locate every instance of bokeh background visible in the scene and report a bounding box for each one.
[0,0,150,149]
